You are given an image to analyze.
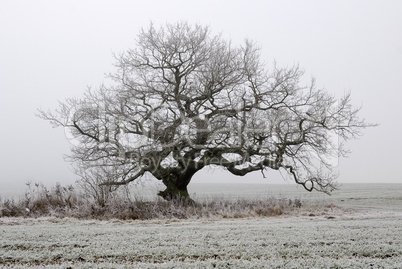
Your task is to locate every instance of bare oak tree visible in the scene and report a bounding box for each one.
[38,22,373,202]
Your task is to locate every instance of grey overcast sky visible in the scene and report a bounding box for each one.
[1,0,401,193]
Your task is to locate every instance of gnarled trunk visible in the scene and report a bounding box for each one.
[158,182,191,202]
[157,169,197,203]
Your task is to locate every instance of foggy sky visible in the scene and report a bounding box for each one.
[1,0,401,193]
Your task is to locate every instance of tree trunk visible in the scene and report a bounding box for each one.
[158,183,191,202]
[157,170,196,204]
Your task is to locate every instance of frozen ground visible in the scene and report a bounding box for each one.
[1,184,401,268]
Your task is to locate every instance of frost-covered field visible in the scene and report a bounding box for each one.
[1,184,402,268]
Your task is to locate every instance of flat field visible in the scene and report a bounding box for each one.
[1,184,402,268]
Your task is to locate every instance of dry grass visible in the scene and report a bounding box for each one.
[0,182,339,220]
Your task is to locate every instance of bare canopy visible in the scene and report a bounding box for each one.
[38,22,372,201]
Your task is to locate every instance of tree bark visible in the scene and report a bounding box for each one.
[158,183,191,202]
[157,169,197,203]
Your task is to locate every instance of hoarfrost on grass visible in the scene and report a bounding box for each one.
[1,184,402,268]
[1,214,402,268]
